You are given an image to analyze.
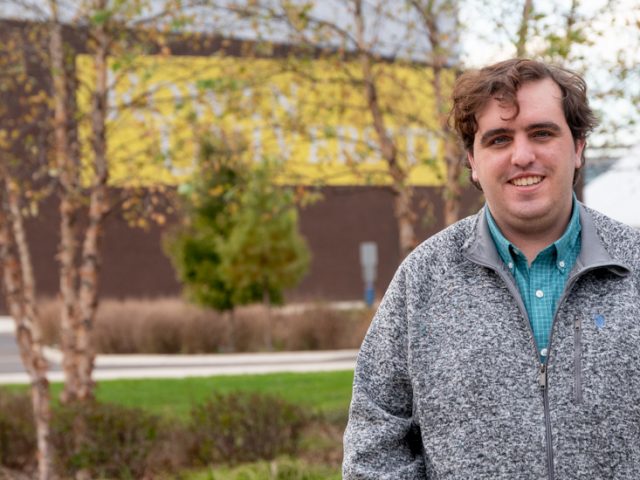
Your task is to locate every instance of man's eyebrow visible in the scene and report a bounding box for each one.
[479,128,513,146]
[525,122,562,133]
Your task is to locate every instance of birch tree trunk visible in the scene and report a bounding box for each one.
[516,0,534,57]
[442,138,464,226]
[0,176,53,480]
[49,0,111,403]
[353,0,417,258]
[434,64,464,227]
[411,0,465,226]
[48,0,84,404]
[76,16,110,400]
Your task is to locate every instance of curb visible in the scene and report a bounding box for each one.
[42,347,358,367]
[0,360,356,385]
[0,317,14,334]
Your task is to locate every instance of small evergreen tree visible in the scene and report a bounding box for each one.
[164,134,246,350]
[220,159,310,349]
[165,137,310,351]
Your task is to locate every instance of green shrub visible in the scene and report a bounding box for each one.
[51,401,160,479]
[145,422,195,475]
[0,389,36,471]
[189,392,308,465]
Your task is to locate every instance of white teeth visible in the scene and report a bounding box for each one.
[511,176,542,186]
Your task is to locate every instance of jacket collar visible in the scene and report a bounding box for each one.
[464,203,630,277]
[463,206,505,272]
[575,202,630,277]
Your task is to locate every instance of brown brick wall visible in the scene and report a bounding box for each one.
[0,186,482,313]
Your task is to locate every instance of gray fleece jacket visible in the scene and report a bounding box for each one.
[343,204,640,480]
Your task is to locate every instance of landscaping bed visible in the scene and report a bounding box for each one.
[0,371,353,478]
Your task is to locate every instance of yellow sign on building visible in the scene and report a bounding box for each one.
[77,53,448,186]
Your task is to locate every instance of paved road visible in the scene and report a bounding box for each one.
[0,333,26,374]
[0,316,357,384]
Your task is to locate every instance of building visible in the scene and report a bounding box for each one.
[584,143,640,228]
[0,16,480,313]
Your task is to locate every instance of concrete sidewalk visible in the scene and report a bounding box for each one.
[0,316,357,384]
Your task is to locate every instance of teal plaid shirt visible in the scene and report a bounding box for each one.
[486,197,581,362]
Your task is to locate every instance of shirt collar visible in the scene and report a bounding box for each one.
[554,194,581,263]
[485,194,581,266]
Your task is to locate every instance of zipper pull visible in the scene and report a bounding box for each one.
[575,317,582,331]
[538,363,547,390]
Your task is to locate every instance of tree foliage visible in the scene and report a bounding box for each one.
[165,134,310,314]
[165,134,246,312]
[220,158,310,307]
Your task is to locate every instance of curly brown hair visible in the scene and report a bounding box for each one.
[450,58,598,186]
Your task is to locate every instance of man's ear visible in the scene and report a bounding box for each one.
[467,152,479,183]
[574,139,586,169]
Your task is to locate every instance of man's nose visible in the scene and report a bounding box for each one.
[511,138,535,167]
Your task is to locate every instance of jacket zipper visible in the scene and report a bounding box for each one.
[569,261,632,406]
[539,363,554,480]
[537,273,584,480]
[574,316,583,404]
[551,268,604,408]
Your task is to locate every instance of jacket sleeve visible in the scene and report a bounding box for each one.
[343,263,425,479]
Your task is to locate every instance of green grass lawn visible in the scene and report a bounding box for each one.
[95,370,354,420]
[10,369,354,421]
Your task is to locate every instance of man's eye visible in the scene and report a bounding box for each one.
[490,136,510,146]
[533,130,552,139]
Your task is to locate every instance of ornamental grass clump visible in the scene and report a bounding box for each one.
[37,297,372,354]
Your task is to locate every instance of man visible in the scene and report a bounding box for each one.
[343,58,640,479]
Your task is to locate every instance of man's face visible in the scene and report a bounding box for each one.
[468,78,584,239]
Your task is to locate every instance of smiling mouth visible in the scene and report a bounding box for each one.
[510,176,543,186]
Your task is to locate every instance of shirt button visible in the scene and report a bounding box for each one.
[508,262,514,269]
[535,289,544,298]
[558,260,566,268]
[540,348,548,357]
